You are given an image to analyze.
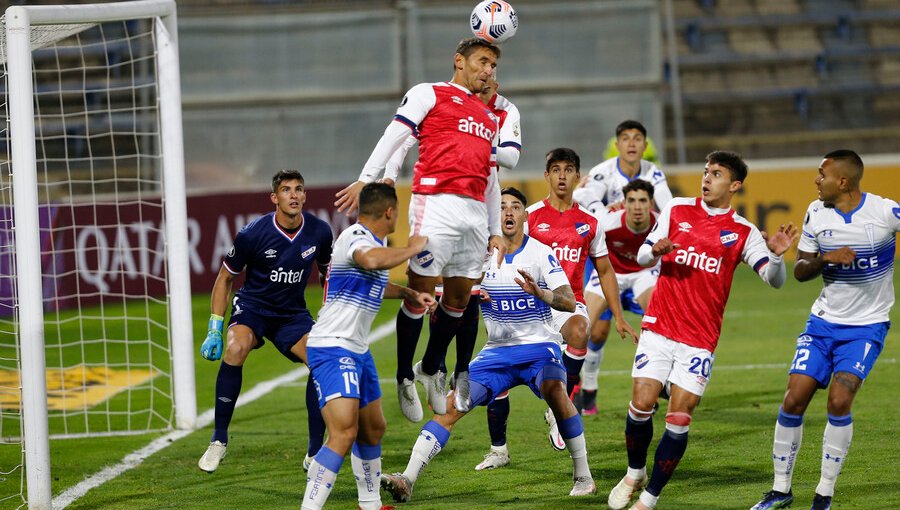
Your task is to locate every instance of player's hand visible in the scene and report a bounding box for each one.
[479,288,491,302]
[651,238,679,258]
[415,292,438,314]
[334,180,366,215]
[200,314,225,361]
[488,235,506,267]
[761,222,800,256]
[513,268,539,296]
[822,246,857,265]
[408,235,428,253]
[607,200,625,211]
[616,320,639,345]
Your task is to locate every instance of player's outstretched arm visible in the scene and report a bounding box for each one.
[353,235,428,271]
[761,222,800,256]
[384,283,437,313]
[514,268,575,312]
[794,246,856,282]
[593,256,639,345]
[334,181,366,215]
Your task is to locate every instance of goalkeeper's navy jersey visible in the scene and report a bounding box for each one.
[223,211,333,315]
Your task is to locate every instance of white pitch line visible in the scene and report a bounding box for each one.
[51,321,397,510]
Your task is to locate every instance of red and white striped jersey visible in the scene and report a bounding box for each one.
[641,197,771,352]
[601,209,659,274]
[526,200,607,304]
[395,82,499,201]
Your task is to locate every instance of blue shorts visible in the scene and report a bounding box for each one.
[468,342,566,404]
[228,297,314,363]
[599,288,644,321]
[789,315,889,388]
[307,346,382,409]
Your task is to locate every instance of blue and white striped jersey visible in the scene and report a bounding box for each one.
[308,223,389,354]
[480,235,570,349]
[798,192,899,325]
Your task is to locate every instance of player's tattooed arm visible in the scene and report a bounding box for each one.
[514,268,575,312]
[794,246,856,282]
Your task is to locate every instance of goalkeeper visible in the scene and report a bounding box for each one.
[198,170,334,474]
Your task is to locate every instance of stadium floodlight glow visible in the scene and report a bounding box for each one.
[1,2,193,508]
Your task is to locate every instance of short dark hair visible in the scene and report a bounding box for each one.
[358,182,398,217]
[622,179,655,199]
[455,37,501,60]
[271,169,304,192]
[616,120,647,138]
[545,147,580,173]
[501,186,528,208]
[706,150,748,183]
[824,149,864,184]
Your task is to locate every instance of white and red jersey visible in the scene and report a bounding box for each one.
[486,92,521,170]
[602,209,659,274]
[641,197,772,352]
[395,82,499,201]
[526,200,607,303]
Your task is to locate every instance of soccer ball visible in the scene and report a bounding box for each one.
[470,1,518,44]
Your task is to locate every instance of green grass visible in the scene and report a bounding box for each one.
[8,266,900,509]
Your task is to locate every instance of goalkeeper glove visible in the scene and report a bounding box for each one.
[200,314,225,361]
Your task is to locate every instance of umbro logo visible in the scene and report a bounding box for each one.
[217,397,233,403]
[265,249,278,258]
[536,223,550,232]
[678,222,693,232]
[451,96,464,105]
[612,241,625,248]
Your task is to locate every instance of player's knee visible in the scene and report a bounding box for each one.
[665,411,691,434]
[224,337,253,364]
[329,422,359,449]
[564,323,589,348]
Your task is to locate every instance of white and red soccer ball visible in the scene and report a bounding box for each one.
[470,1,518,44]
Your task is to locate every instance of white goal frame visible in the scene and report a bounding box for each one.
[4,1,194,508]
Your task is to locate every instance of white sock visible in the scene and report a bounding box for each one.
[302,458,339,510]
[816,419,852,497]
[563,433,591,479]
[772,419,803,493]
[638,489,659,509]
[403,425,447,484]
[582,346,604,391]
[352,452,382,509]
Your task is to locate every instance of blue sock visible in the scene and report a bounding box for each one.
[396,305,424,383]
[558,413,585,439]
[625,415,654,470]
[306,376,325,456]
[646,429,689,497]
[212,361,242,444]
[486,396,510,446]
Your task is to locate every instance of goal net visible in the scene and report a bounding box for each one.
[1,2,194,507]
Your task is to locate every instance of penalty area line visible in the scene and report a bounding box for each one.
[51,321,397,510]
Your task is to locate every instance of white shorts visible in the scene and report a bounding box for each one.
[551,301,590,333]
[408,193,489,279]
[585,265,659,301]
[631,329,715,397]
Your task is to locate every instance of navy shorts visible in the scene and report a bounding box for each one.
[228,297,314,363]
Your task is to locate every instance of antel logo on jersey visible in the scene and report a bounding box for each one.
[269,267,305,283]
[265,248,278,258]
[635,353,650,369]
[458,116,496,142]
[719,230,739,247]
[536,223,551,232]
[416,250,434,268]
[301,246,317,259]
[575,223,590,237]
[673,246,722,274]
[551,242,582,263]
[678,222,693,233]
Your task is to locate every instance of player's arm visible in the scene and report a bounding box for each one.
[384,283,437,312]
[496,103,521,170]
[794,248,856,282]
[592,255,639,344]
[201,265,237,361]
[636,200,676,267]
[745,223,799,288]
[649,163,674,210]
[335,84,435,214]
[514,268,575,312]
[382,134,418,185]
[485,166,505,266]
[352,234,428,271]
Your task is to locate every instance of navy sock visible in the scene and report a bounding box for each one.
[625,415,654,470]
[421,303,464,375]
[212,361,242,444]
[453,298,480,374]
[305,376,325,456]
[486,396,510,446]
[396,306,424,383]
[646,429,689,497]
[562,351,585,397]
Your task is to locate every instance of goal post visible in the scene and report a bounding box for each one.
[2,1,193,507]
